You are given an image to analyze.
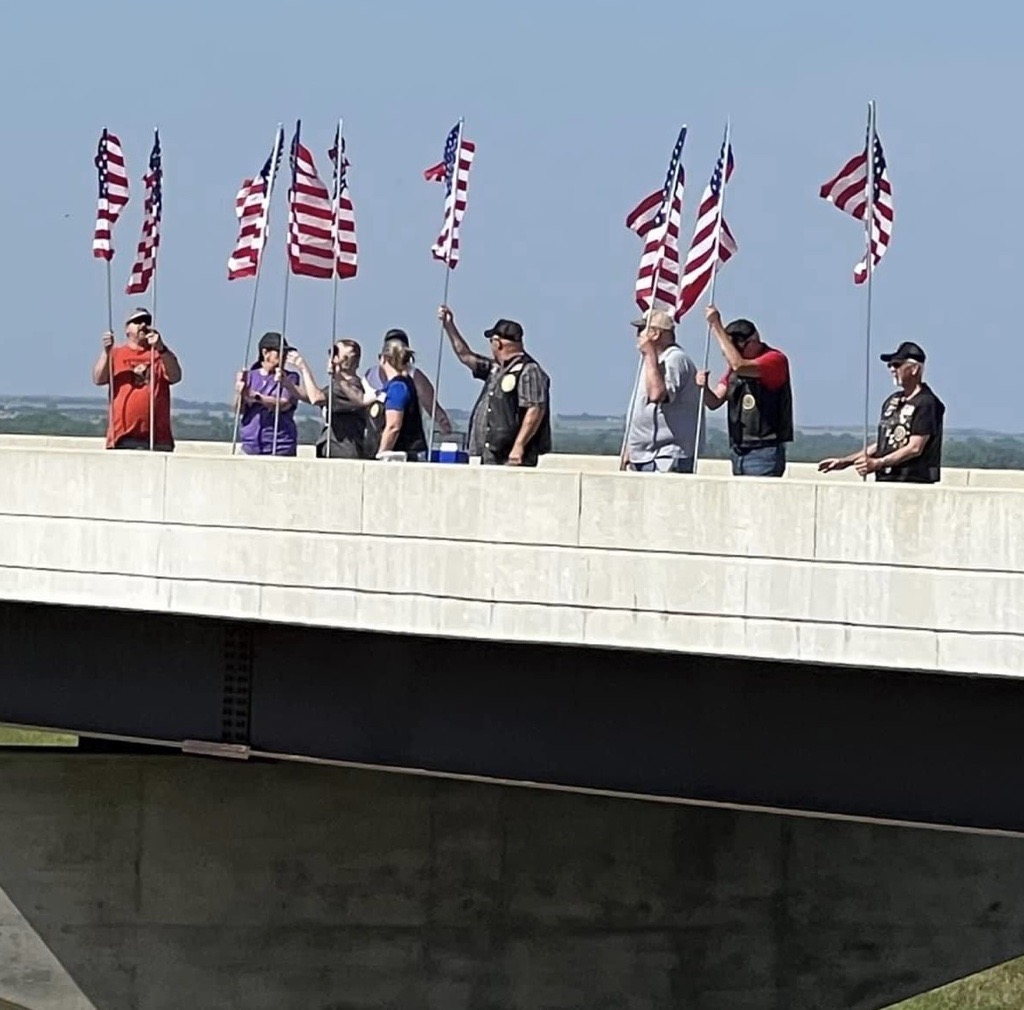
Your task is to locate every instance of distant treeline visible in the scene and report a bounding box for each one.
[3,407,1024,469]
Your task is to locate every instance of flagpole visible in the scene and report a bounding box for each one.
[617,138,685,471]
[428,116,464,461]
[692,119,732,475]
[149,126,159,454]
[272,120,298,457]
[429,265,454,458]
[231,124,284,455]
[149,270,158,452]
[861,100,877,480]
[105,259,115,441]
[326,117,344,460]
[272,268,292,456]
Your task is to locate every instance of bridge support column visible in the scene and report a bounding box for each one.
[1,754,1023,1010]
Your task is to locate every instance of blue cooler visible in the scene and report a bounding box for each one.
[429,434,469,464]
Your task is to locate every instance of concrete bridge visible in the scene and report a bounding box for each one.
[2,436,1024,1010]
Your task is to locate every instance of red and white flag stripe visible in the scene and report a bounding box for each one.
[328,126,357,279]
[626,184,684,313]
[288,129,334,279]
[676,143,736,320]
[625,126,687,314]
[93,130,129,261]
[227,128,283,281]
[426,123,475,269]
[126,131,162,295]
[819,131,893,284]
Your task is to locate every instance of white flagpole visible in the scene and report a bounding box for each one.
[861,100,878,479]
[691,119,732,475]
[272,120,298,457]
[618,134,685,471]
[97,129,118,447]
[148,275,158,452]
[105,259,115,442]
[230,124,284,456]
[326,117,344,459]
[428,116,464,461]
[149,127,159,453]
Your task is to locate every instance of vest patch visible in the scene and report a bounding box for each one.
[500,374,517,392]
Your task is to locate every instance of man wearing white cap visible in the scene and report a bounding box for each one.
[92,306,182,451]
[621,309,701,473]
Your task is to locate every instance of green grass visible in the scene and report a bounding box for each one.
[0,726,77,747]
[889,956,1024,1009]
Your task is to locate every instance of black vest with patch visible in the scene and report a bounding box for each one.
[474,353,551,465]
[726,370,794,449]
[364,376,426,460]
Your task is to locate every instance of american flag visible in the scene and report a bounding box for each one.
[625,126,687,314]
[125,130,163,295]
[92,129,129,261]
[227,127,284,281]
[328,123,358,279]
[286,121,335,279]
[820,128,893,284]
[425,122,476,268]
[676,138,737,319]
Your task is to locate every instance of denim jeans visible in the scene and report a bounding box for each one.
[628,456,695,474]
[731,444,786,477]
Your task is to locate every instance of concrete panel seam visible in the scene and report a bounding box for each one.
[0,512,1015,575]
[1,556,1023,639]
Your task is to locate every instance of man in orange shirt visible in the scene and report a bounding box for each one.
[92,307,182,451]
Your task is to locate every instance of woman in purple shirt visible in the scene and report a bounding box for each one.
[234,331,315,456]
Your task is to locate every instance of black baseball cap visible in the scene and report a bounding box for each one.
[880,341,926,364]
[484,319,524,342]
[725,318,757,345]
[258,330,291,353]
[382,328,409,346]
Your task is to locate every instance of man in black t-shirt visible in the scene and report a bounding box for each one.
[818,340,945,483]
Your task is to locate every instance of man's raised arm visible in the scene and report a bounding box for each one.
[438,305,483,371]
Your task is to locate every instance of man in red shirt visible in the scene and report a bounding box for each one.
[92,307,182,451]
[696,306,793,476]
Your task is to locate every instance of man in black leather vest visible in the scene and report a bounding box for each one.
[697,306,794,476]
[818,341,945,483]
[438,305,551,466]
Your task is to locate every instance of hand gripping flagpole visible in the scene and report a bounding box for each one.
[617,135,685,471]
[231,124,284,456]
[272,120,299,458]
[691,119,732,475]
[326,118,344,459]
[428,116,464,461]
[860,100,878,480]
[617,311,659,470]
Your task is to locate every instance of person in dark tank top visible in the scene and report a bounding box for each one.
[369,338,427,462]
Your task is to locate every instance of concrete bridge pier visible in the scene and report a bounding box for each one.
[1,754,1023,1010]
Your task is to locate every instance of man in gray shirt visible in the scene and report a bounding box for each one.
[622,309,702,473]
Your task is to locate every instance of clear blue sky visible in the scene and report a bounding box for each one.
[0,2,1017,429]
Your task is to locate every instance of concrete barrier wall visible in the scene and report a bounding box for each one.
[0,433,1020,486]
[0,444,1022,677]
